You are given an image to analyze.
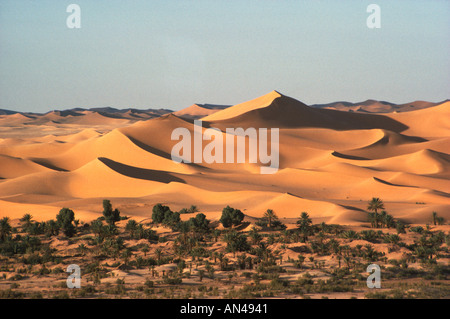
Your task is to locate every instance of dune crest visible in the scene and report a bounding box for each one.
[202,90,282,121]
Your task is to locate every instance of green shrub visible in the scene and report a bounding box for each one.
[220,206,244,229]
[410,226,424,234]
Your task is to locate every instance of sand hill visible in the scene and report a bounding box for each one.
[311,99,445,113]
[173,104,230,119]
[0,92,448,225]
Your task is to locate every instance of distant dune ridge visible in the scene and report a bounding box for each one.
[0,91,449,225]
[311,99,448,113]
[173,104,230,120]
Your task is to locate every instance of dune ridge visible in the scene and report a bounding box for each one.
[173,103,230,119]
[0,92,448,225]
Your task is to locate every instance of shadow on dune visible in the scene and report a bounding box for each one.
[126,135,173,160]
[30,158,69,172]
[363,134,427,149]
[98,157,186,184]
[209,95,410,133]
[340,205,367,213]
[331,151,369,160]
[373,177,415,188]
[125,134,207,170]
[430,189,450,198]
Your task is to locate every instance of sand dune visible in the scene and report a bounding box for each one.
[202,91,282,121]
[0,91,448,226]
[38,128,196,174]
[0,113,37,126]
[247,193,349,219]
[368,149,450,175]
[206,92,409,133]
[68,158,168,198]
[61,128,102,143]
[0,154,50,178]
[388,101,450,137]
[0,108,172,127]
[311,99,443,113]
[388,173,450,194]
[0,198,98,222]
[0,139,75,158]
[173,103,229,120]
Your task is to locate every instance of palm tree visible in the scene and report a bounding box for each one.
[337,255,342,268]
[212,229,221,242]
[142,245,149,257]
[56,207,76,237]
[343,256,352,270]
[198,269,205,282]
[121,248,132,267]
[237,253,247,270]
[367,198,384,228]
[102,199,121,226]
[223,230,249,257]
[155,248,163,264]
[125,219,138,238]
[0,217,12,242]
[103,224,118,238]
[367,212,375,228]
[257,242,271,263]
[249,227,262,245]
[264,209,276,228]
[296,212,313,242]
[178,221,190,246]
[45,219,59,237]
[20,213,33,231]
[74,219,80,232]
[281,230,291,243]
[90,219,103,238]
[188,205,199,214]
[296,255,305,270]
[379,211,387,228]
[432,212,437,226]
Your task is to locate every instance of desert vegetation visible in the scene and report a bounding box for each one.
[0,199,448,299]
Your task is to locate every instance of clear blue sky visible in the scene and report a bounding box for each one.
[0,0,449,112]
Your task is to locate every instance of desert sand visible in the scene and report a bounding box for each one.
[0,91,449,226]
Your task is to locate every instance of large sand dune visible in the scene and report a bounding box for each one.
[173,103,230,120]
[311,99,446,113]
[0,92,448,225]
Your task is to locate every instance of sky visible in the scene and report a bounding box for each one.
[0,0,449,112]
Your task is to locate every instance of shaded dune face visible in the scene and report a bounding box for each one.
[97,157,186,184]
[209,94,408,133]
[0,92,448,225]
